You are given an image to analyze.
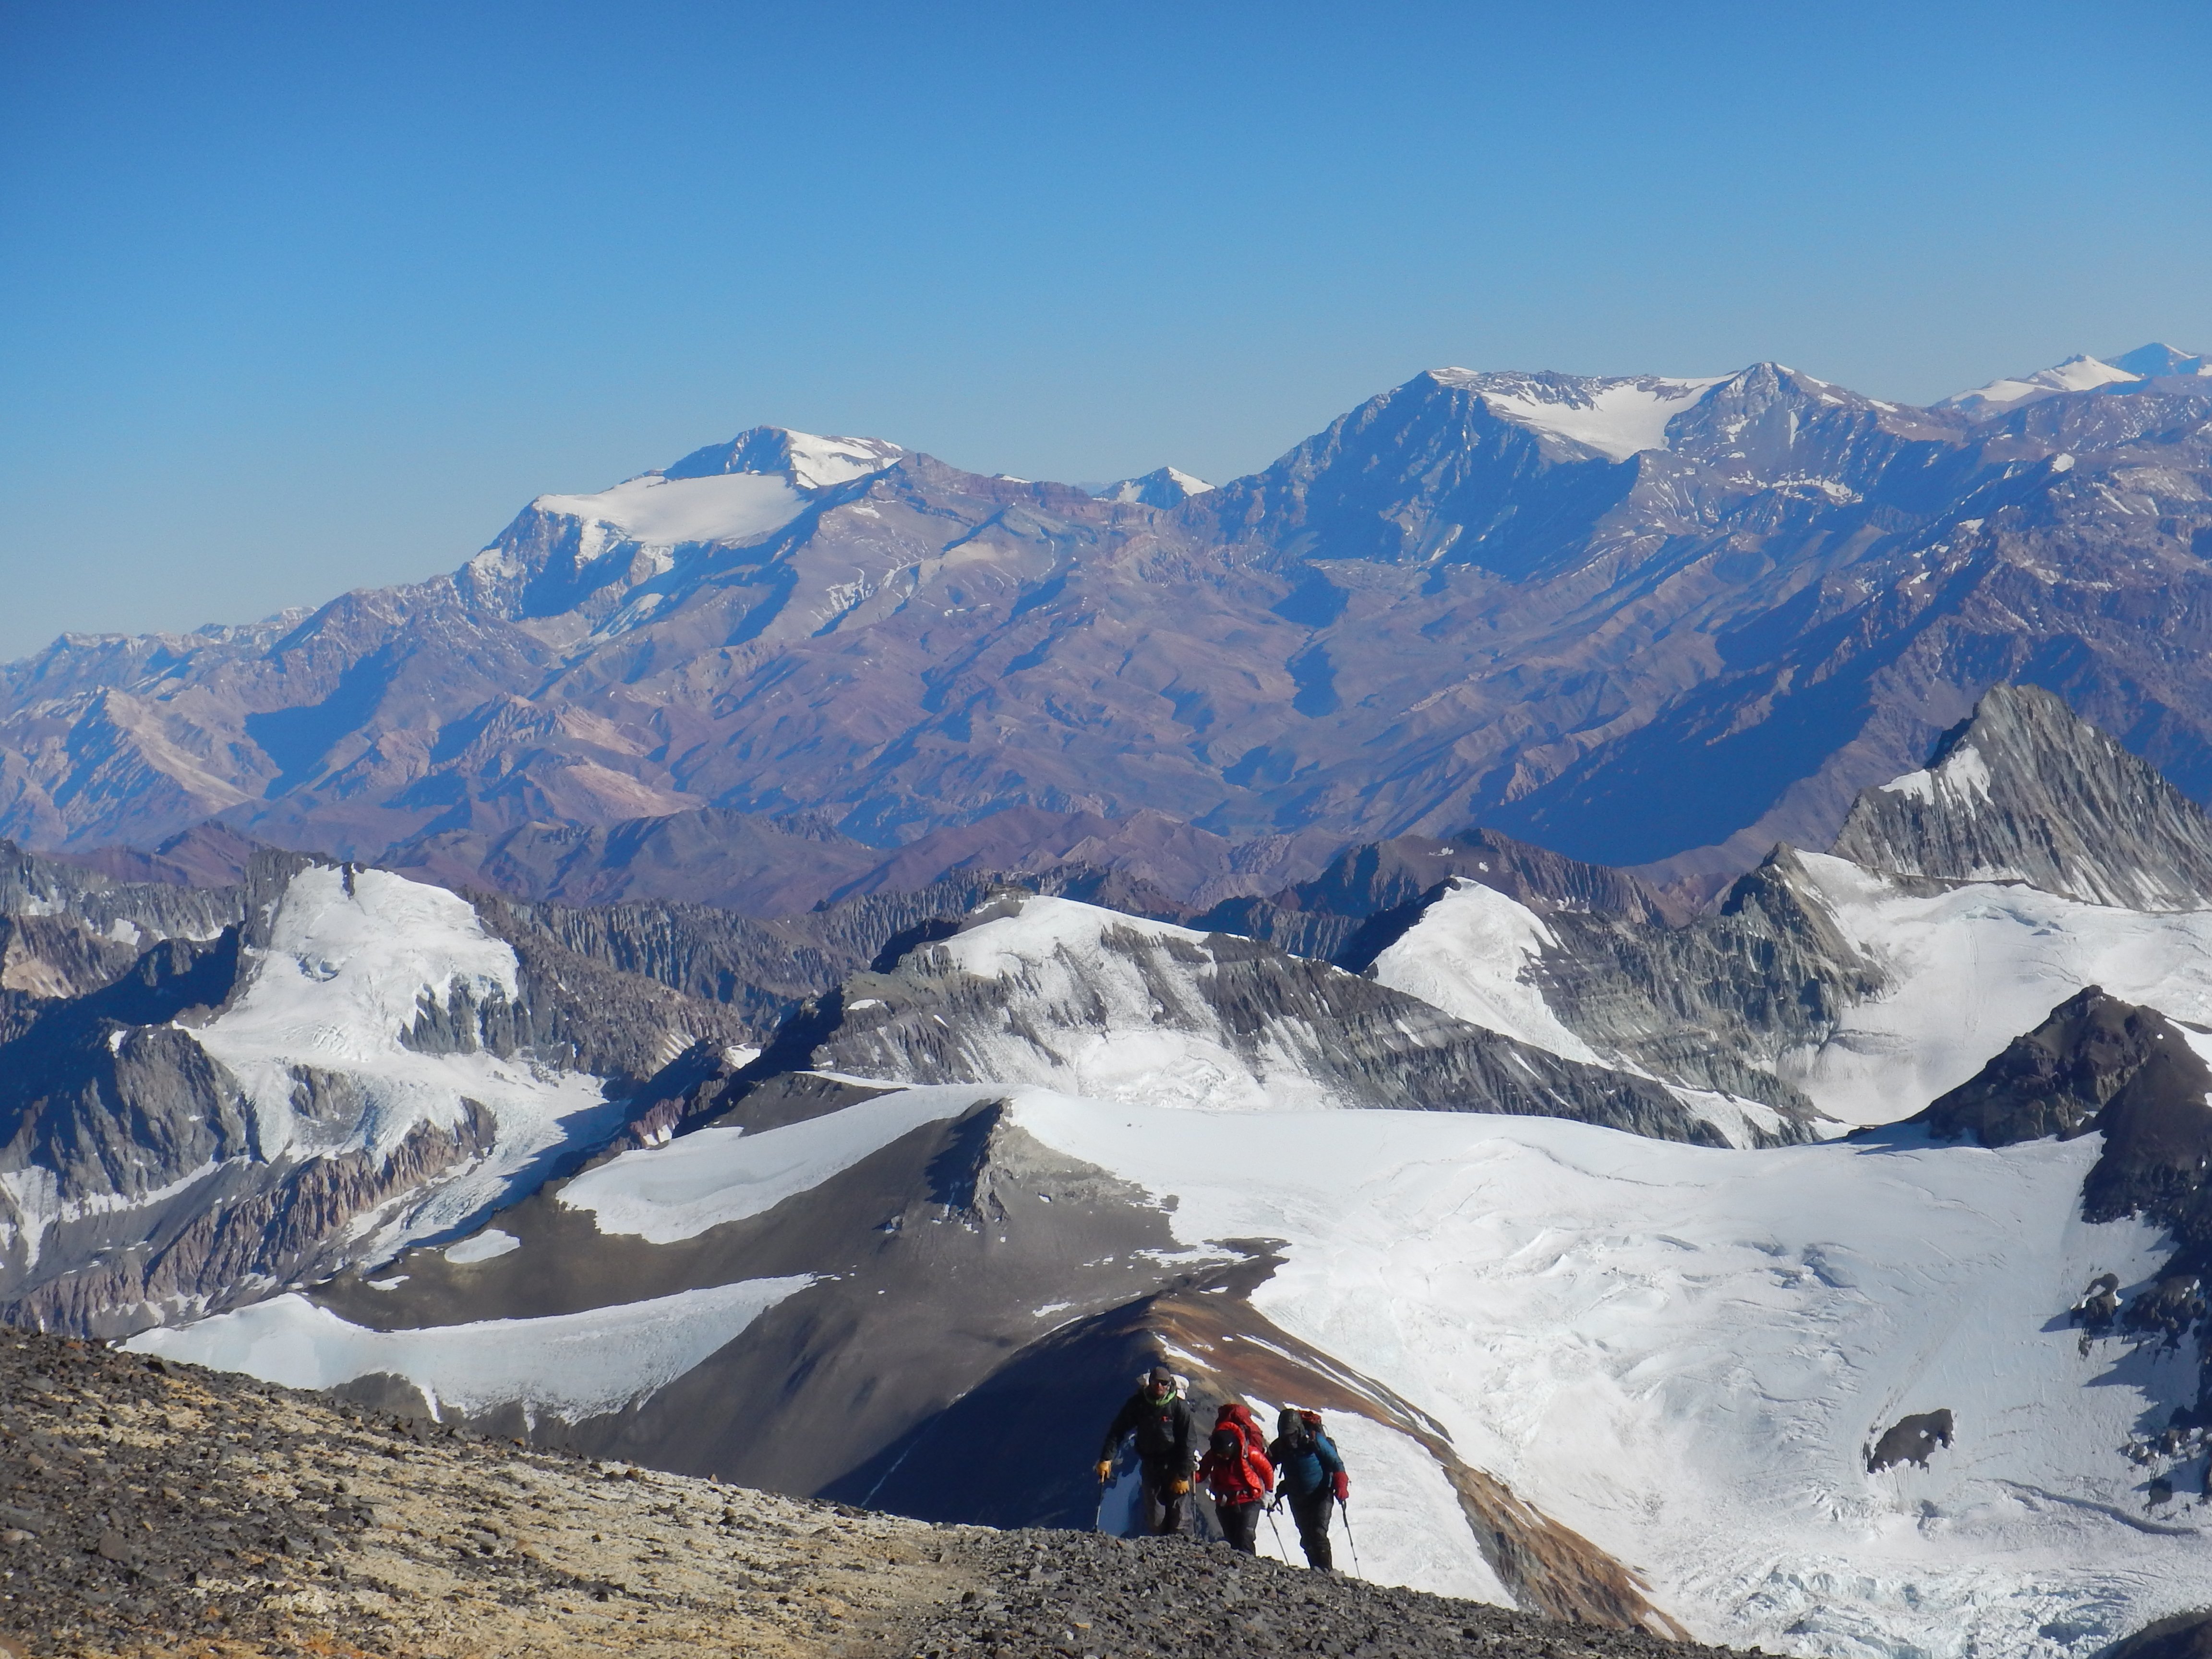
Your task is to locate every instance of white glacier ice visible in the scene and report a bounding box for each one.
[125,1277,810,1423]
[1781,854,2212,1124]
[559,1082,1004,1243]
[1007,1089,2208,1659]
[1937,355,2140,416]
[1368,878,1603,1064]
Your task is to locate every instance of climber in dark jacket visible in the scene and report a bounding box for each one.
[1097,1365,1201,1535]
[1268,1406,1348,1570]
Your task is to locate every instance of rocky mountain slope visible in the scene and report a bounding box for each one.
[3,1330,1773,1659]
[1830,683,2212,909]
[8,348,2212,904]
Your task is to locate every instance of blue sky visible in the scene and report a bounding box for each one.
[1,1,2206,660]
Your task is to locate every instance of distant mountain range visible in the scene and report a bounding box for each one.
[7,346,2212,909]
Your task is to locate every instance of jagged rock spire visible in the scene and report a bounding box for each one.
[1828,684,2212,911]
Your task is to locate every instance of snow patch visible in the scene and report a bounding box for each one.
[1438,371,1726,461]
[1244,1402,1513,1604]
[558,1083,1004,1243]
[534,472,806,547]
[1368,879,1600,1064]
[443,1229,520,1264]
[125,1279,810,1422]
[1877,742,1994,811]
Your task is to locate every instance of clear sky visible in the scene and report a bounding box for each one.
[2,0,2206,661]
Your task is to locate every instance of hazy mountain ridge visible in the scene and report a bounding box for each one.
[6,349,2212,906]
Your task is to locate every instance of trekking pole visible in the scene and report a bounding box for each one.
[1264,1499,1288,1560]
[1340,1500,1363,1577]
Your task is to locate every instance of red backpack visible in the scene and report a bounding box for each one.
[1199,1405,1274,1504]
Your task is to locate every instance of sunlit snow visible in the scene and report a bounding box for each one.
[1368,878,1602,1063]
[1938,355,2140,415]
[1781,855,2212,1124]
[1435,371,1727,461]
[534,471,807,546]
[1011,1092,2205,1659]
[186,865,625,1262]
[559,1083,1004,1243]
[125,1278,810,1423]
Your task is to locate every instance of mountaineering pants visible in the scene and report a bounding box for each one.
[1287,1491,1335,1570]
[1217,1500,1262,1554]
[1141,1463,1190,1536]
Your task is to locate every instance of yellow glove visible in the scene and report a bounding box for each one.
[1094,1461,1112,1484]
[1166,1478,1190,1497]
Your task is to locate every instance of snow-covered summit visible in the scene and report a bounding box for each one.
[193,864,605,1166]
[1428,367,1728,461]
[1935,354,2138,417]
[2108,341,2212,380]
[1931,346,2211,418]
[1093,466,1215,507]
[523,427,905,550]
[663,426,905,490]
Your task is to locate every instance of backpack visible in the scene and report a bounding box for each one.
[1200,1425,1272,1503]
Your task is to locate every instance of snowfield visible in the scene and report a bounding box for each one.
[190,865,626,1258]
[1369,879,1602,1064]
[1782,854,2212,1124]
[533,471,807,547]
[558,1082,1004,1243]
[1007,1091,2206,1659]
[126,1278,811,1424]
[1938,355,2140,415]
[1433,370,1727,461]
[906,897,1365,1111]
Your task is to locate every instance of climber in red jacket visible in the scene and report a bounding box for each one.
[1196,1401,1275,1553]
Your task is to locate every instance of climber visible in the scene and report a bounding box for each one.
[1097,1365,1201,1536]
[1196,1402,1275,1553]
[1268,1406,1347,1570]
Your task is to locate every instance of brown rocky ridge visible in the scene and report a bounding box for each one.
[0,1328,1766,1659]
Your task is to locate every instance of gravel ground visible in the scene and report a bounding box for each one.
[0,1327,1760,1659]
[901,1530,1747,1659]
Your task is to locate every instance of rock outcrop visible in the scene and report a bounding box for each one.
[1831,683,2212,910]
[770,895,1742,1144]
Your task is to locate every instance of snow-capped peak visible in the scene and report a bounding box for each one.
[1935,354,2141,418]
[521,428,903,550]
[191,865,602,1164]
[2109,341,2212,379]
[1093,466,1216,507]
[664,426,905,490]
[1429,368,1728,462]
